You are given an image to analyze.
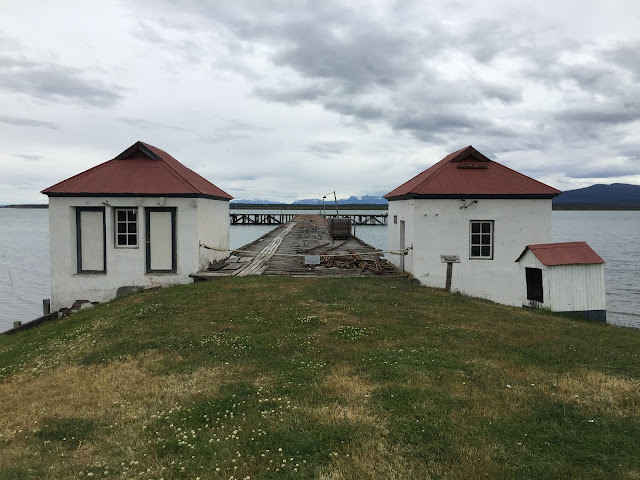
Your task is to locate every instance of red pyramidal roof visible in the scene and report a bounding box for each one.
[42,141,233,201]
[515,242,605,266]
[385,146,561,199]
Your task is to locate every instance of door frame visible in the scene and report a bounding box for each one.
[145,207,177,273]
[76,207,106,274]
[399,220,405,274]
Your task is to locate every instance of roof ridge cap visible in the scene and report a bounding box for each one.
[531,241,587,248]
[157,154,201,194]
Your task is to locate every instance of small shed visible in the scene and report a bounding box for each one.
[41,141,233,312]
[516,242,606,322]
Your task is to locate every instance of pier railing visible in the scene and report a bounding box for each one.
[230,213,387,225]
[324,214,387,225]
[230,213,298,225]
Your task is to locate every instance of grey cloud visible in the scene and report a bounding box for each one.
[564,64,618,92]
[608,42,640,79]
[271,25,421,91]
[0,115,58,130]
[322,97,386,121]
[569,165,640,179]
[131,21,205,65]
[255,83,328,104]
[133,1,640,170]
[118,117,189,132]
[305,141,351,158]
[199,118,270,144]
[392,111,494,143]
[0,52,125,107]
[200,132,252,144]
[455,19,522,63]
[556,102,640,126]
[211,173,260,182]
[477,81,522,104]
[12,154,43,161]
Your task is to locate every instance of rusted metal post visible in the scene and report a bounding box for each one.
[445,262,453,292]
[43,299,51,315]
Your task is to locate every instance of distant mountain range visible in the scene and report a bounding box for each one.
[231,195,388,205]
[553,183,640,209]
[293,195,387,205]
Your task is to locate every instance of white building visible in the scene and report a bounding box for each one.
[516,242,606,321]
[41,141,232,312]
[385,145,561,307]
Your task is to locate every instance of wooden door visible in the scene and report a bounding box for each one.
[76,207,106,273]
[145,208,176,273]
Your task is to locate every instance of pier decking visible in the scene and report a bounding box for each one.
[192,215,398,279]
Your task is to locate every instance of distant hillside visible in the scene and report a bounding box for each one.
[553,183,640,209]
[0,204,48,209]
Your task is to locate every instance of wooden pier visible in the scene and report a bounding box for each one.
[230,213,387,225]
[193,215,399,280]
[230,213,297,225]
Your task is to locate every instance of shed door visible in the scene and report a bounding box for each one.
[76,207,106,273]
[146,208,176,273]
[526,267,544,302]
[399,220,405,273]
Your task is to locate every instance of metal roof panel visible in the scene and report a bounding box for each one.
[516,242,605,266]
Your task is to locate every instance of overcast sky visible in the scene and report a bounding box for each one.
[1,0,639,203]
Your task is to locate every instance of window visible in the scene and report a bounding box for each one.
[394,215,398,224]
[526,267,544,302]
[469,220,493,259]
[115,208,138,247]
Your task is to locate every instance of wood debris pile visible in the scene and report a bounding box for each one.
[320,250,397,274]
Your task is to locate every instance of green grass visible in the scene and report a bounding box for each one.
[0,276,638,479]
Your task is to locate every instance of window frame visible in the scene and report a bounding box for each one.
[114,207,139,249]
[469,220,494,260]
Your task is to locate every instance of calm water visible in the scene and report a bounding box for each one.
[0,209,638,331]
[0,209,51,331]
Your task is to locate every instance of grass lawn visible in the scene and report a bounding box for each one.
[0,276,638,479]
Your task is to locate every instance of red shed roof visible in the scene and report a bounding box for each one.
[42,141,233,201]
[385,145,561,199]
[515,242,605,266]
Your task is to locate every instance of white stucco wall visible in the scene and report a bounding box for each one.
[518,250,606,312]
[197,197,230,270]
[48,196,227,311]
[388,198,552,306]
